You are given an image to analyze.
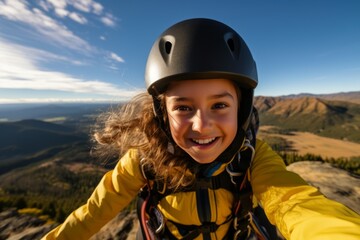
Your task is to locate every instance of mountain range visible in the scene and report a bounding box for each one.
[277,91,360,104]
[254,91,360,143]
[0,103,112,122]
[0,91,359,174]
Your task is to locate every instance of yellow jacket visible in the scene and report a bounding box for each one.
[42,139,360,239]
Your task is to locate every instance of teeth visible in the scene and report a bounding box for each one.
[192,138,216,144]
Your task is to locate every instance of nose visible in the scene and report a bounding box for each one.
[192,109,212,133]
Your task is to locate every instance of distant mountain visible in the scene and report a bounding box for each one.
[0,103,113,122]
[276,91,360,104]
[254,94,360,143]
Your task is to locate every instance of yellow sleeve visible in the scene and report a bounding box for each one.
[41,149,146,240]
[251,139,360,240]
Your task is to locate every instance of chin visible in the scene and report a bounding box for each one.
[192,156,217,164]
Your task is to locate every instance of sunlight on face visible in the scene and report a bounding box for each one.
[165,79,238,164]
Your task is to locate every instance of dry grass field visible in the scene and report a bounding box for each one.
[258,126,360,158]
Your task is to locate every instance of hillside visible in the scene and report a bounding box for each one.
[0,118,114,225]
[0,120,88,174]
[0,141,108,222]
[254,96,360,143]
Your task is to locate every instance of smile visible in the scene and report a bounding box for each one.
[192,137,216,145]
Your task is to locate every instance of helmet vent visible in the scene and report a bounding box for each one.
[158,36,175,64]
[165,41,172,54]
[224,32,240,59]
[227,38,235,52]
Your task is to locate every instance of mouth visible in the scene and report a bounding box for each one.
[191,137,217,145]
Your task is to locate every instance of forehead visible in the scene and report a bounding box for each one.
[166,78,238,96]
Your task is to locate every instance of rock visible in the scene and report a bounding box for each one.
[90,210,139,240]
[7,225,57,240]
[287,161,360,214]
[0,208,58,240]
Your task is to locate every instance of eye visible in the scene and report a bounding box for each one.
[212,102,228,109]
[174,105,192,111]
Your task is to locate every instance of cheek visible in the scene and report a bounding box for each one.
[223,112,238,139]
[229,120,238,138]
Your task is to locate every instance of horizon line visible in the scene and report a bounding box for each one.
[1,90,359,104]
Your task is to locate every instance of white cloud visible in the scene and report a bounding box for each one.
[100,36,106,40]
[0,0,116,54]
[68,0,105,15]
[46,0,67,9]
[69,12,87,24]
[54,8,69,18]
[70,0,91,13]
[0,0,94,53]
[92,2,103,15]
[0,38,138,99]
[0,1,32,21]
[38,0,51,11]
[110,52,125,63]
[12,44,88,66]
[0,0,126,99]
[108,65,119,70]
[101,14,116,27]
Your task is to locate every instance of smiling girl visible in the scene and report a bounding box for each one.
[165,79,238,164]
[43,18,360,240]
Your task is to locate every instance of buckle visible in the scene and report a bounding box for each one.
[233,229,242,240]
[146,206,165,235]
[233,214,250,240]
[226,160,244,185]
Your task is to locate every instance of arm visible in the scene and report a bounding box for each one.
[251,139,360,240]
[42,149,146,240]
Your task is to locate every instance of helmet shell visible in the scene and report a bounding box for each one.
[145,18,258,96]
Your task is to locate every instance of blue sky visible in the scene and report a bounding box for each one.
[0,0,359,103]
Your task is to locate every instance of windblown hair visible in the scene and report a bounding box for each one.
[91,92,195,190]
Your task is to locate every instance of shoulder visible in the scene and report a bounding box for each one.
[114,148,143,178]
[254,138,281,161]
[255,138,271,149]
[251,138,288,181]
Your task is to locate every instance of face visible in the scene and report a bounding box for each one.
[165,79,238,164]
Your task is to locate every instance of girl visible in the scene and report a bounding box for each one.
[42,18,360,240]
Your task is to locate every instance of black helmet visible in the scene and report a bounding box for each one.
[145,18,258,132]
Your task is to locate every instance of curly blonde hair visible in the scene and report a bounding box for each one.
[91,92,195,190]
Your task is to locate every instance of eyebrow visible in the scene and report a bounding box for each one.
[210,92,235,100]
